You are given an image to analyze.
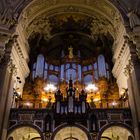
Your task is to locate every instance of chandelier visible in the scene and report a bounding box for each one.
[44,83,57,93]
[85,84,98,93]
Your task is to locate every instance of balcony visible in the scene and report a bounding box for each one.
[8,108,132,132]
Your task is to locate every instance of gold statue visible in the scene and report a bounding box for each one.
[68,46,74,59]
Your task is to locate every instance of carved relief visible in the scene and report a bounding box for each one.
[127,11,140,29]
[0,35,16,66]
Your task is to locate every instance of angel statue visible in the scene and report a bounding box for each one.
[68,46,74,59]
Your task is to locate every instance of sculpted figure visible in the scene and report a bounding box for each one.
[68,46,74,59]
[127,10,140,29]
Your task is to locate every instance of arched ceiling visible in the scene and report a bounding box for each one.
[1,0,140,37]
[1,0,139,62]
[12,0,123,62]
[17,0,125,39]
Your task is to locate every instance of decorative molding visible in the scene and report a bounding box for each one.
[0,35,17,66]
[127,10,140,30]
[0,34,9,62]
[124,60,134,77]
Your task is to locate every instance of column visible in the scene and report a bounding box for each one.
[0,37,16,140]
[124,37,140,140]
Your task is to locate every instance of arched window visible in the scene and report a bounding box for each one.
[84,75,93,85]
[66,63,70,69]
[35,54,44,78]
[83,66,87,72]
[71,69,76,81]
[94,63,98,80]
[44,62,48,80]
[49,75,58,85]
[49,65,54,70]
[78,65,82,81]
[72,64,76,69]
[55,66,59,71]
[106,63,110,79]
[60,65,64,80]
[66,69,76,82]
[32,63,36,80]
[88,65,92,70]
[97,54,106,77]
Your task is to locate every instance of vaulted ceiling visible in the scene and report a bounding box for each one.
[21,0,123,39]
[19,0,122,61]
[1,0,139,61]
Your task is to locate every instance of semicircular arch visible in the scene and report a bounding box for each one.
[50,123,92,140]
[97,123,134,140]
[7,124,45,140]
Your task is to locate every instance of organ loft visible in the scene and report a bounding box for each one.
[1,0,140,140]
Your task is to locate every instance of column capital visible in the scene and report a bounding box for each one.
[7,59,16,74]
[124,35,139,63]
[0,35,18,66]
[130,34,140,59]
[124,60,134,77]
[0,34,10,43]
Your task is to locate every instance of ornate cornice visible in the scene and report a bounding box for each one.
[11,35,30,78]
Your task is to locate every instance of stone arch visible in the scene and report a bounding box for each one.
[16,0,128,25]
[13,0,129,41]
[51,123,92,140]
[7,124,45,140]
[96,123,134,140]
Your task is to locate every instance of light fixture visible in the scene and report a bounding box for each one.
[120,88,126,95]
[112,101,117,107]
[44,83,57,93]
[120,88,128,101]
[85,84,98,93]
[25,102,32,107]
[42,98,48,102]
[94,98,100,102]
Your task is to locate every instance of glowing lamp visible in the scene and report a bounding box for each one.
[42,98,48,102]
[17,91,21,96]
[112,101,117,107]
[44,84,57,93]
[85,84,98,93]
[26,102,32,106]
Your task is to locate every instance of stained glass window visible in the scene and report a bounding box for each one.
[84,74,93,85]
[94,63,98,80]
[78,65,82,81]
[49,65,54,70]
[60,65,64,80]
[98,55,106,77]
[35,54,44,78]
[49,75,58,85]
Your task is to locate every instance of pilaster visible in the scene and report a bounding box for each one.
[0,36,16,140]
[124,36,140,140]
